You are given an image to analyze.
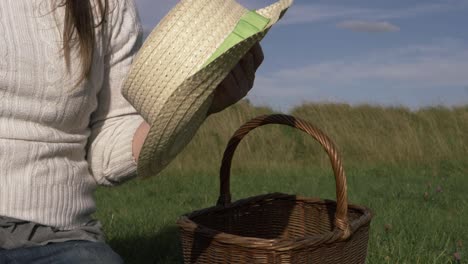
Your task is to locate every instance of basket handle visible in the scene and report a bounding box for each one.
[216,114,351,240]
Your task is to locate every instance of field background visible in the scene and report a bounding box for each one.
[95,101,467,263]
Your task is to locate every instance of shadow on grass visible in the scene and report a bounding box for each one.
[109,225,184,264]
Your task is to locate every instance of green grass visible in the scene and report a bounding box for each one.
[95,164,467,263]
[94,102,467,263]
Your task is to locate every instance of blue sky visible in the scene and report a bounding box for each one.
[134,0,468,111]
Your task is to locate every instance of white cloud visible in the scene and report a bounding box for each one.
[133,1,468,30]
[281,3,465,25]
[247,40,468,109]
[282,5,371,25]
[263,40,468,87]
[337,20,400,33]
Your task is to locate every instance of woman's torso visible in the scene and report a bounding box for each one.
[0,0,106,229]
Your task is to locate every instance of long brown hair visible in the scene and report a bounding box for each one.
[60,0,108,84]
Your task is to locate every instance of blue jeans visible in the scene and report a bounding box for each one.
[0,241,123,264]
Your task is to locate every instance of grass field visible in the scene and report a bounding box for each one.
[95,102,467,263]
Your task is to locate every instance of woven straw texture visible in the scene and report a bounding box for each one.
[122,0,293,178]
[177,114,372,263]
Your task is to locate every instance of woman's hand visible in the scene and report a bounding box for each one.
[207,42,264,115]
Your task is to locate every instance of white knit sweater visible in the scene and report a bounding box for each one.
[0,0,145,229]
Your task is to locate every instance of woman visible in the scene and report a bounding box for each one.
[0,0,263,262]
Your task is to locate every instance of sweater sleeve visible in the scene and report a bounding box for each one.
[87,0,144,186]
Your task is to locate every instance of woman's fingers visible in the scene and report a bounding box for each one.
[215,73,238,103]
[207,43,264,115]
[240,52,255,89]
[250,42,264,70]
[232,62,251,97]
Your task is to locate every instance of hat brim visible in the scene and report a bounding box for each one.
[134,1,293,178]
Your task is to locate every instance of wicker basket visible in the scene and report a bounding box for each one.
[177,114,372,263]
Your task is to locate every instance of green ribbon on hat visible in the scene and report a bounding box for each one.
[202,10,270,67]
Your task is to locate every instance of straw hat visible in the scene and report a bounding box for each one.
[122,0,293,178]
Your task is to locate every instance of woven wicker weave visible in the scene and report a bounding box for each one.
[177,114,372,263]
